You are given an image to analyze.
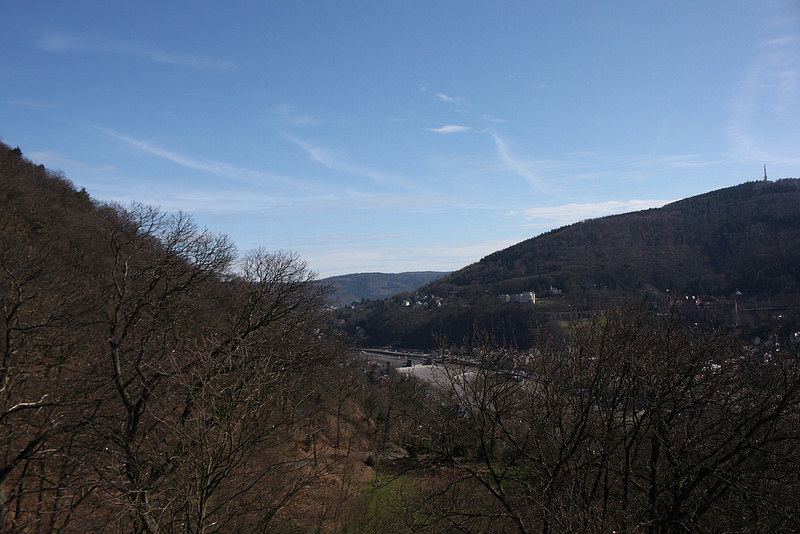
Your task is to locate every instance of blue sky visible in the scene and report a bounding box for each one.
[2,1,798,277]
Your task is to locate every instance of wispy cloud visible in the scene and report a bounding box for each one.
[427,124,472,134]
[98,127,291,185]
[4,99,56,109]
[26,150,118,173]
[646,154,730,169]
[307,232,414,246]
[301,238,517,277]
[86,183,280,214]
[489,130,543,187]
[80,172,354,219]
[521,199,671,228]
[727,20,800,163]
[481,114,509,123]
[282,134,409,187]
[271,105,322,127]
[435,93,465,105]
[39,32,235,70]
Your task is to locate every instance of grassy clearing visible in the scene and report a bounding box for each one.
[338,457,428,533]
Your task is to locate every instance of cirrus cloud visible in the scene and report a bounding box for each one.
[521,199,672,229]
[427,124,472,134]
[435,93,466,105]
[39,32,235,70]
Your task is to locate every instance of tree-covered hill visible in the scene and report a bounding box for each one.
[323,271,448,306]
[438,179,800,298]
[340,179,800,348]
[0,142,362,531]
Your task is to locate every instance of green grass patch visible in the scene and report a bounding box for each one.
[339,457,428,533]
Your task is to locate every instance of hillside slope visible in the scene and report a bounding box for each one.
[341,179,800,348]
[0,142,351,531]
[436,179,800,298]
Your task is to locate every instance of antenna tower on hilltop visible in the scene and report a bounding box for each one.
[764,164,768,182]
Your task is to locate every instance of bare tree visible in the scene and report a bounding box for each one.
[73,204,235,533]
[150,249,343,533]
[76,222,343,532]
[0,192,349,532]
[2,148,356,532]
[0,208,100,532]
[393,304,800,533]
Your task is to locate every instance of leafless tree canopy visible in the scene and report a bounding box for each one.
[386,306,800,533]
[0,152,347,533]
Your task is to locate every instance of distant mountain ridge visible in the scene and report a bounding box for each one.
[323,271,447,306]
[339,179,800,348]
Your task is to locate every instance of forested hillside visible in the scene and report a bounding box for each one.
[340,179,800,348]
[441,179,800,298]
[0,142,366,531]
